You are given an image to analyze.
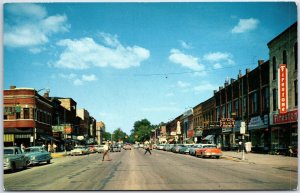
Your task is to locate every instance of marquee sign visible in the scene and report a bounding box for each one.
[220,118,235,128]
[278,64,288,114]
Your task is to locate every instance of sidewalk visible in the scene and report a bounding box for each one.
[51,151,70,158]
[222,151,298,167]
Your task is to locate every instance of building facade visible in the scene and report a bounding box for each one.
[4,86,53,147]
[268,22,298,151]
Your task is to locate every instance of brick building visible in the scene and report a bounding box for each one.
[4,86,53,147]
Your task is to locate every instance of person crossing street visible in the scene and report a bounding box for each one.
[144,142,152,155]
[102,141,112,161]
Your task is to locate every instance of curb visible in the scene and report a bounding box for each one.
[51,153,68,158]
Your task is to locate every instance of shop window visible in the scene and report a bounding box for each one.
[273,89,277,111]
[283,50,287,67]
[23,108,30,119]
[272,56,277,80]
[295,42,298,70]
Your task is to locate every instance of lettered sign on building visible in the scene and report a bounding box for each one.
[278,64,288,114]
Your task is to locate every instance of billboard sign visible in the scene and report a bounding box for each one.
[278,64,288,114]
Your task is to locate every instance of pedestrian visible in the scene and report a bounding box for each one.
[102,141,112,161]
[144,142,152,155]
[48,143,52,152]
[20,143,25,153]
[238,141,242,153]
[53,143,57,153]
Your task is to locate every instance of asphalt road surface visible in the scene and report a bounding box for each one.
[3,148,298,190]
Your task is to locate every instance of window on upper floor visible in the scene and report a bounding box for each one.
[243,96,247,116]
[283,50,287,67]
[272,56,277,80]
[216,107,220,121]
[295,80,298,106]
[227,102,232,118]
[23,108,30,119]
[294,42,298,70]
[273,89,277,111]
[262,87,269,112]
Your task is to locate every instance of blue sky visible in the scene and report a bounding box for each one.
[3,2,297,134]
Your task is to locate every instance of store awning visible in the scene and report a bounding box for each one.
[40,135,60,142]
[203,135,214,141]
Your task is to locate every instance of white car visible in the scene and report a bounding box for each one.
[70,146,89,156]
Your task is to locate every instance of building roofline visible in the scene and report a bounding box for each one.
[267,22,297,47]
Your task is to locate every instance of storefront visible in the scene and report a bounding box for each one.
[248,115,270,153]
[270,109,298,152]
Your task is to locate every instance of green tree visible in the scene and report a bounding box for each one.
[112,128,127,142]
[131,119,155,142]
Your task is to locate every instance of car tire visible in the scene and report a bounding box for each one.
[11,162,16,172]
[47,160,51,164]
[216,156,220,159]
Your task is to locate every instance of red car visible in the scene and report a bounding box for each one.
[195,144,222,159]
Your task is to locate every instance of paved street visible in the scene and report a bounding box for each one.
[3,149,297,191]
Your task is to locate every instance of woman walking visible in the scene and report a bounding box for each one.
[102,141,112,161]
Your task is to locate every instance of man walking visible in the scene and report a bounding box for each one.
[144,142,152,155]
[102,141,112,161]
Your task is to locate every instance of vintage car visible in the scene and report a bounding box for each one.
[123,144,132,150]
[171,144,184,153]
[189,144,203,156]
[70,146,89,156]
[24,146,52,166]
[94,145,105,153]
[179,144,194,154]
[111,144,122,152]
[195,144,222,159]
[4,146,29,172]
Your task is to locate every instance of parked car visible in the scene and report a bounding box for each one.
[70,146,89,156]
[157,144,165,150]
[124,144,132,150]
[4,147,29,172]
[87,145,97,153]
[24,146,52,166]
[172,144,184,153]
[94,145,105,153]
[195,144,222,159]
[189,144,203,156]
[179,144,194,154]
[165,144,175,151]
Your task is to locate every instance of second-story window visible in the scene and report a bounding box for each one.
[294,42,298,70]
[295,80,298,106]
[262,87,269,112]
[273,89,277,111]
[272,56,277,80]
[283,50,287,66]
[23,108,30,119]
[253,92,258,113]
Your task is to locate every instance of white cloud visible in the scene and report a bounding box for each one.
[4,3,70,49]
[203,52,235,69]
[177,81,190,88]
[58,73,97,86]
[165,92,175,97]
[179,40,193,49]
[194,81,218,93]
[54,35,150,69]
[169,49,205,72]
[231,18,259,34]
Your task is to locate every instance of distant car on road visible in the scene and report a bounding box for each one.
[123,144,132,150]
[195,144,222,159]
[4,146,29,172]
[24,146,52,166]
[111,144,121,152]
[70,146,89,156]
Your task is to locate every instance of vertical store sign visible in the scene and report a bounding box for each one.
[278,64,288,114]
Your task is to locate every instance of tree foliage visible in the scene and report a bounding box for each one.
[130,119,156,142]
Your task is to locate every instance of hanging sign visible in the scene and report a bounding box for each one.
[278,64,288,114]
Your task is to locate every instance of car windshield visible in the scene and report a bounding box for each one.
[4,149,14,154]
[203,145,217,148]
[24,148,43,153]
